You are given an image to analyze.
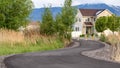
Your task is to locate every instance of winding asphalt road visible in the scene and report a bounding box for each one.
[4,40,120,68]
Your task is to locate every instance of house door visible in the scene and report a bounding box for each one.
[86,27,92,34]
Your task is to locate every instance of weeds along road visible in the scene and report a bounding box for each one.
[4,40,120,68]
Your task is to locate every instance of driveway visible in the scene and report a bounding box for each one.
[4,40,120,68]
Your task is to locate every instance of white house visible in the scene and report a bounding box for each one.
[72,9,113,38]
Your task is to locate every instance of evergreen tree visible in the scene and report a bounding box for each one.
[55,13,65,36]
[40,7,55,35]
[57,0,76,40]
[0,14,5,28]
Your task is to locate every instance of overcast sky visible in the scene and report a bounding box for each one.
[31,0,120,8]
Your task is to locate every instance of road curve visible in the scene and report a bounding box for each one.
[4,40,120,68]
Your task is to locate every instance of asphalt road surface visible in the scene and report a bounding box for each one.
[4,40,120,68]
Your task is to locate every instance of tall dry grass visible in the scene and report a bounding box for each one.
[0,29,24,43]
[107,33,120,61]
[0,29,64,55]
[0,29,57,45]
[0,28,66,46]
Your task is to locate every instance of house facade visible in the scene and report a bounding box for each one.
[72,9,113,38]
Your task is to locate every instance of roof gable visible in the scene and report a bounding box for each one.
[97,9,113,16]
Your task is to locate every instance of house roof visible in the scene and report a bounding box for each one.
[79,9,105,16]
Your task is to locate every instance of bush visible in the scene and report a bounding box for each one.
[99,34,107,42]
[80,34,85,37]
[91,33,94,36]
[95,16,107,33]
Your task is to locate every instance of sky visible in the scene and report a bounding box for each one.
[31,0,120,8]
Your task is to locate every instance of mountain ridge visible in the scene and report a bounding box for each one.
[29,3,120,21]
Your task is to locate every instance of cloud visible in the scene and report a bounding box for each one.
[72,0,81,6]
[103,0,120,6]
[32,0,120,8]
[31,0,64,8]
[73,0,120,6]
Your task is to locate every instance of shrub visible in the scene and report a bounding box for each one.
[99,34,107,42]
[95,16,107,33]
[80,34,85,37]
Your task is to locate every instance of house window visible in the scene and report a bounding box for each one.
[79,18,81,22]
[88,18,90,22]
[85,18,90,22]
[75,27,79,31]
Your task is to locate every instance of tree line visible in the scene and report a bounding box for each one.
[0,0,76,41]
[95,15,120,33]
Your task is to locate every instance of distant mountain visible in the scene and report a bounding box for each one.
[77,3,120,16]
[29,3,120,21]
[29,7,61,21]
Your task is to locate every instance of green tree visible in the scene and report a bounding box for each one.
[118,17,120,31]
[40,7,55,35]
[55,13,65,36]
[95,16,107,33]
[0,0,33,30]
[107,15,120,33]
[57,0,76,40]
[0,14,5,28]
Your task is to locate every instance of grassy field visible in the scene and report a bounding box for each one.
[0,29,64,56]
